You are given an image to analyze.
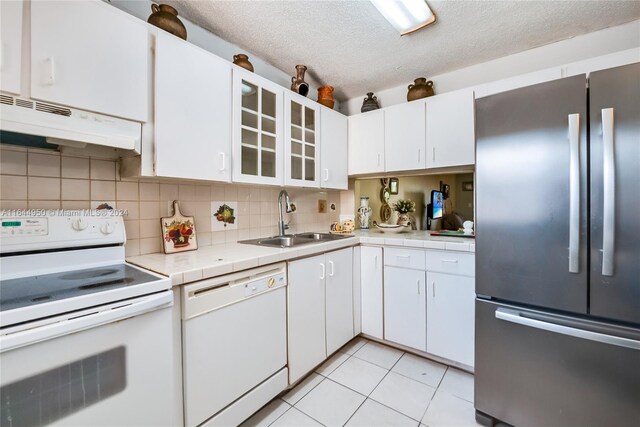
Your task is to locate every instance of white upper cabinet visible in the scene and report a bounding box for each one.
[232,68,284,185]
[425,88,475,168]
[285,93,319,187]
[0,0,23,95]
[30,1,148,121]
[384,101,426,172]
[154,31,231,182]
[348,110,385,175]
[320,107,348,190]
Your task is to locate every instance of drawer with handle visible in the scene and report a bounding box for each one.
[384,247,426,270]
[425,250,474,276]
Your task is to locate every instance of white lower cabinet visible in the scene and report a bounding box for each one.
[375,246,475,367]
[287,247,353,383]
[326,249,355,355]
[360,246,383,339]
[426,271,475,367]
[384,267,426,351]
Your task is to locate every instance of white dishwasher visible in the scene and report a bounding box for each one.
[181,263,288,427]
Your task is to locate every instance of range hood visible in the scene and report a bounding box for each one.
[0,93,142,155]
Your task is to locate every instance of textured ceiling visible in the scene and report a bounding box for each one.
[164,0,640,100]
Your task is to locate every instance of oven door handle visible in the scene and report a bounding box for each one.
[0,292,173,353]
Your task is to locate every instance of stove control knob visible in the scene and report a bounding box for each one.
[100,222,115,235]
[72,218,88,231]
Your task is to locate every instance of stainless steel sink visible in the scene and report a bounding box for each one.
[239,232,354,248]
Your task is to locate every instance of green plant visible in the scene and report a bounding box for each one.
[393,199,415,214]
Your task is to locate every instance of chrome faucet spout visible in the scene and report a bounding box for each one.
[278,190,293,236]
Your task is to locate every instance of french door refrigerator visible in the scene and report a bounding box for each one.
[474,62,639,427]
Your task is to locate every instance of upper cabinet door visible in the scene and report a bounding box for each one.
[348,110,385,175]
[154,31,231,182]
[426,88,475,168]
[232,68,284,186]
[30,1,148,121]
[320,107,348,190]
[285,93,319,187]
[0,0,23,95]
[384,101,426,172]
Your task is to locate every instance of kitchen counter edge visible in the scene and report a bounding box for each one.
[126,231,475,286]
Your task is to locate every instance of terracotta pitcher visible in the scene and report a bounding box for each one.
[317,86,335,109]
[291,65,309,97]
[233,54,254,72]
[148,4,187,40]
[407,78,434,101]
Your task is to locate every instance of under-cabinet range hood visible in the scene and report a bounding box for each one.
[0,93,141,155]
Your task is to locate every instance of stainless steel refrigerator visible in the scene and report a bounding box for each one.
[474,63,639,427]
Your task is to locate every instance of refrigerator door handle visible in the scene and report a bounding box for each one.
[495,308,640,350]
[568,113,580,273]
[601,108,615,276]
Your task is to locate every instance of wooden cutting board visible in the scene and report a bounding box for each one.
[161,200,198,254]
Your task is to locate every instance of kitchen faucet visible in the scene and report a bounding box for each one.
[277,189,295,236]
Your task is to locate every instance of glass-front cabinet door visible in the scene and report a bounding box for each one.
[285,93,319,187]
[232,69,283,185]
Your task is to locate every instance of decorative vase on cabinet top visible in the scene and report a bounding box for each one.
[233,54,254,72]
[317,86,335,109]
[357,197,372,230]
[361,92,380,113]
[291,65,309,97]
[148,4,187,40]
[407,78,434,101]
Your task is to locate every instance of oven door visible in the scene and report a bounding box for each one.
[0,291,175,427]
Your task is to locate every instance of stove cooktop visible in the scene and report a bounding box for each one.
[0,264,162,312]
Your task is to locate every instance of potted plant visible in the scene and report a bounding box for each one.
[393,199,415,226]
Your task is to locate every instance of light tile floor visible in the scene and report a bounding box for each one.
[241,337,481,427]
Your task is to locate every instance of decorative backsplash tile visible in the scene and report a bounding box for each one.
[0,144,341,256]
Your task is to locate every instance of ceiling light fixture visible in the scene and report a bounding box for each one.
[370,0,436,35]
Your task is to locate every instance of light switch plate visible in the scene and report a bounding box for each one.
[318,199,327,213]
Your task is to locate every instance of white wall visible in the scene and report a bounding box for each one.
[344,20,640,115]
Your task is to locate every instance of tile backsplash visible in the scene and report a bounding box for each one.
[0,145,341,256]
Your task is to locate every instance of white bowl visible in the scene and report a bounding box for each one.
[374,223,410,234]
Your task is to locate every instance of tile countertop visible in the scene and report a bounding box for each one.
[126,230,475,286]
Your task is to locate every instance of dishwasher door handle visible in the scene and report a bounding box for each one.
[495,308,640,350]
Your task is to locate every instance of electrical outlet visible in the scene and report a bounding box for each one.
[318,199,327,213]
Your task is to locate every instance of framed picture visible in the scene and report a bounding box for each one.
[462,181,474,191]
[389,178,399,195]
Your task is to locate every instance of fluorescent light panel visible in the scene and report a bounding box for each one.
[370,0,436,35]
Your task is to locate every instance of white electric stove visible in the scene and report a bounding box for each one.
[0,211,175,427]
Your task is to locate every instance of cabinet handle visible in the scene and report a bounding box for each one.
[374,255,378,269]
[320,263,325,280]
[417,279,421,295]
[417,149,421,164]
[219,152,226,171]
[432,147,436,162]
[432,281,436,298]
[396,254,410,259]
[323,168,329,182]
[45,57,56,85]
[328,260,335,277]
[601,108,615,276]
[377,153,381,166]
[0,41,5,71]
[568,113,580,274]
[441,259,458,263]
